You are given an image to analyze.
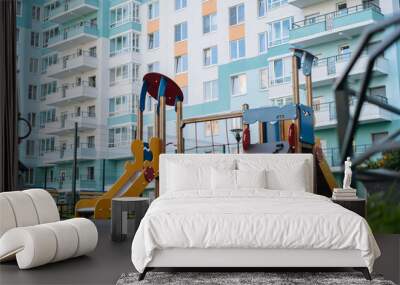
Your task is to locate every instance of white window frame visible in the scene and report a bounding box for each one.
[148,1,159,20]
[230,73,247,97]
[230,38,245,60]
[229,3,245,26]
[203,13,217,34]
[175,54,188,74]
[147,61,160,72]
[203,46,218,66]
[269,57,291,86]
[109,62,140,86]
[110,1,140,28]
[259,68,268,89]
[174,22,188,42]
[267,17,292,47]
[148,30,159,49]
[109,32,140,57]
[258,31,267,54]
[175,0,187,10]
[203,80,218,102]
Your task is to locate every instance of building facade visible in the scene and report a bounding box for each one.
[17,0,400,192]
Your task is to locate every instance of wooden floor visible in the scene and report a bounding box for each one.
[1,221,398,285]
[0,220,134,285]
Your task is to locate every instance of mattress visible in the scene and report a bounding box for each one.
[131,190,380,273]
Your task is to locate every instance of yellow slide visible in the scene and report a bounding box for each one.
[75,137,161,219]
[315,138,337,196]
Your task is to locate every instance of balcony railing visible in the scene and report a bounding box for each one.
[49,0,99,18]
[48,23,98,46]
[292,2,381,29]
[323,145,371,167]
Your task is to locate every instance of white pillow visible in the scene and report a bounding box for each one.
[167,161,236,192]
[236,169,267,189]
[211,168,236,190]
[266,162,307,191]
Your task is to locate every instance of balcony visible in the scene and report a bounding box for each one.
[323,144,370,171]
[46,82,97,107]
[45,112,97,135]
[49,0,99,24]
[107,142,133,159]
[313,97,392,130]
[300,53,389,88]
[290,3,383,47]
[288,0,325,8]
[47,24,98,51]
[40,144,97,165]
[47,51,97,79]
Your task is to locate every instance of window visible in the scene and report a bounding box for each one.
[89,46,97,57]
[203,80,218,102]
[110,2,140,28]
[259,69,268,89]
[175,54,188,73]
[258,0,288,16]
[41,53,58,73]
[28,112,36,128]
[230,38,245,60]
[269,57,291,85]
[175,0,187,10]
[87,105,96,117]
[30,32,40,48]
[87,136,95,148]
[203,13,217,34]
[203,46,218,66]
[267,17,291,47]
[272,96,293,107]
[88,76,96,88]
[40,137,55,152]
[336,2,348,15]
[231,74,247,96]
[110,32,140,56]
[205,121,219,137]
[29,58,39,73]
[369,86,387,102]
[16,0,22,16]
[87,167,95,180]
[148,1,159,20]
[338,44,351,60]
[109,63,140,85]
[148,62,160,72]
[371,132,388,144]
[174,22,187,42]
[229,3,244,26]
[32,5,41,21]
[25,168,34,185]
[305,13,319,25]
[28,85,37,100]
[109,126,133,147]
[109,95,129,115]
[258,32,267,54]
[26,140,35,156]
[148,31,159,49]
[42,27,59,48]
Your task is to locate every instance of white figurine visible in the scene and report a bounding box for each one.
[343,157,353,190]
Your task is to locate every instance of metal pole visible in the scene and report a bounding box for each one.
[292,55,300,104]
[137,110,143,140]
[72,122,78,210]
[102,159,105,192]
[43,167,47,190]
[176,100,183,153]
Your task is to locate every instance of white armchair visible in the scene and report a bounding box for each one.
[0,189,98,269]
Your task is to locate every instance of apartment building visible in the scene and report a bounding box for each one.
[17,0,400,191]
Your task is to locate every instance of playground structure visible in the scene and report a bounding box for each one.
[75,73,183,218]
[174,48,337,197]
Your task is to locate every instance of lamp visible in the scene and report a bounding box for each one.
[230,128,243,154]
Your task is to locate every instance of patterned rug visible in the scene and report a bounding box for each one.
[116,271,395,285]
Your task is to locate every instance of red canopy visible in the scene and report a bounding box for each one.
[143,73,184,106]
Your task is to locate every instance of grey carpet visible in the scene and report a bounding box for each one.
[117,272,395,285]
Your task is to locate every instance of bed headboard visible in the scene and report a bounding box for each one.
[159,154,314,196]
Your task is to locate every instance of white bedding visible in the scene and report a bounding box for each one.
[131,190,380,273]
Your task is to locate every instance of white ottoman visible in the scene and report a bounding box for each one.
[0,190,98,269]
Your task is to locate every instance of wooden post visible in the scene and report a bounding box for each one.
[305,75,313,107]
[176,100,183,153]
[154,103,159,138]
[137,110,143,140]
[292,55,300,105]
[258,122,264,143]
[159,96,166,154]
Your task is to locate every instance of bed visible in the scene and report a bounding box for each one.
[131,154,380,280]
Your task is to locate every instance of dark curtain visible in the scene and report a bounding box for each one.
[0,0,18,192]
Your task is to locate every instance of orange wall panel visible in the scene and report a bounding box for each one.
[147,19,159,34]
[229,24,245,41]
[202,0,217,15]
[174,41,188,56]
[174,73,188,87]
